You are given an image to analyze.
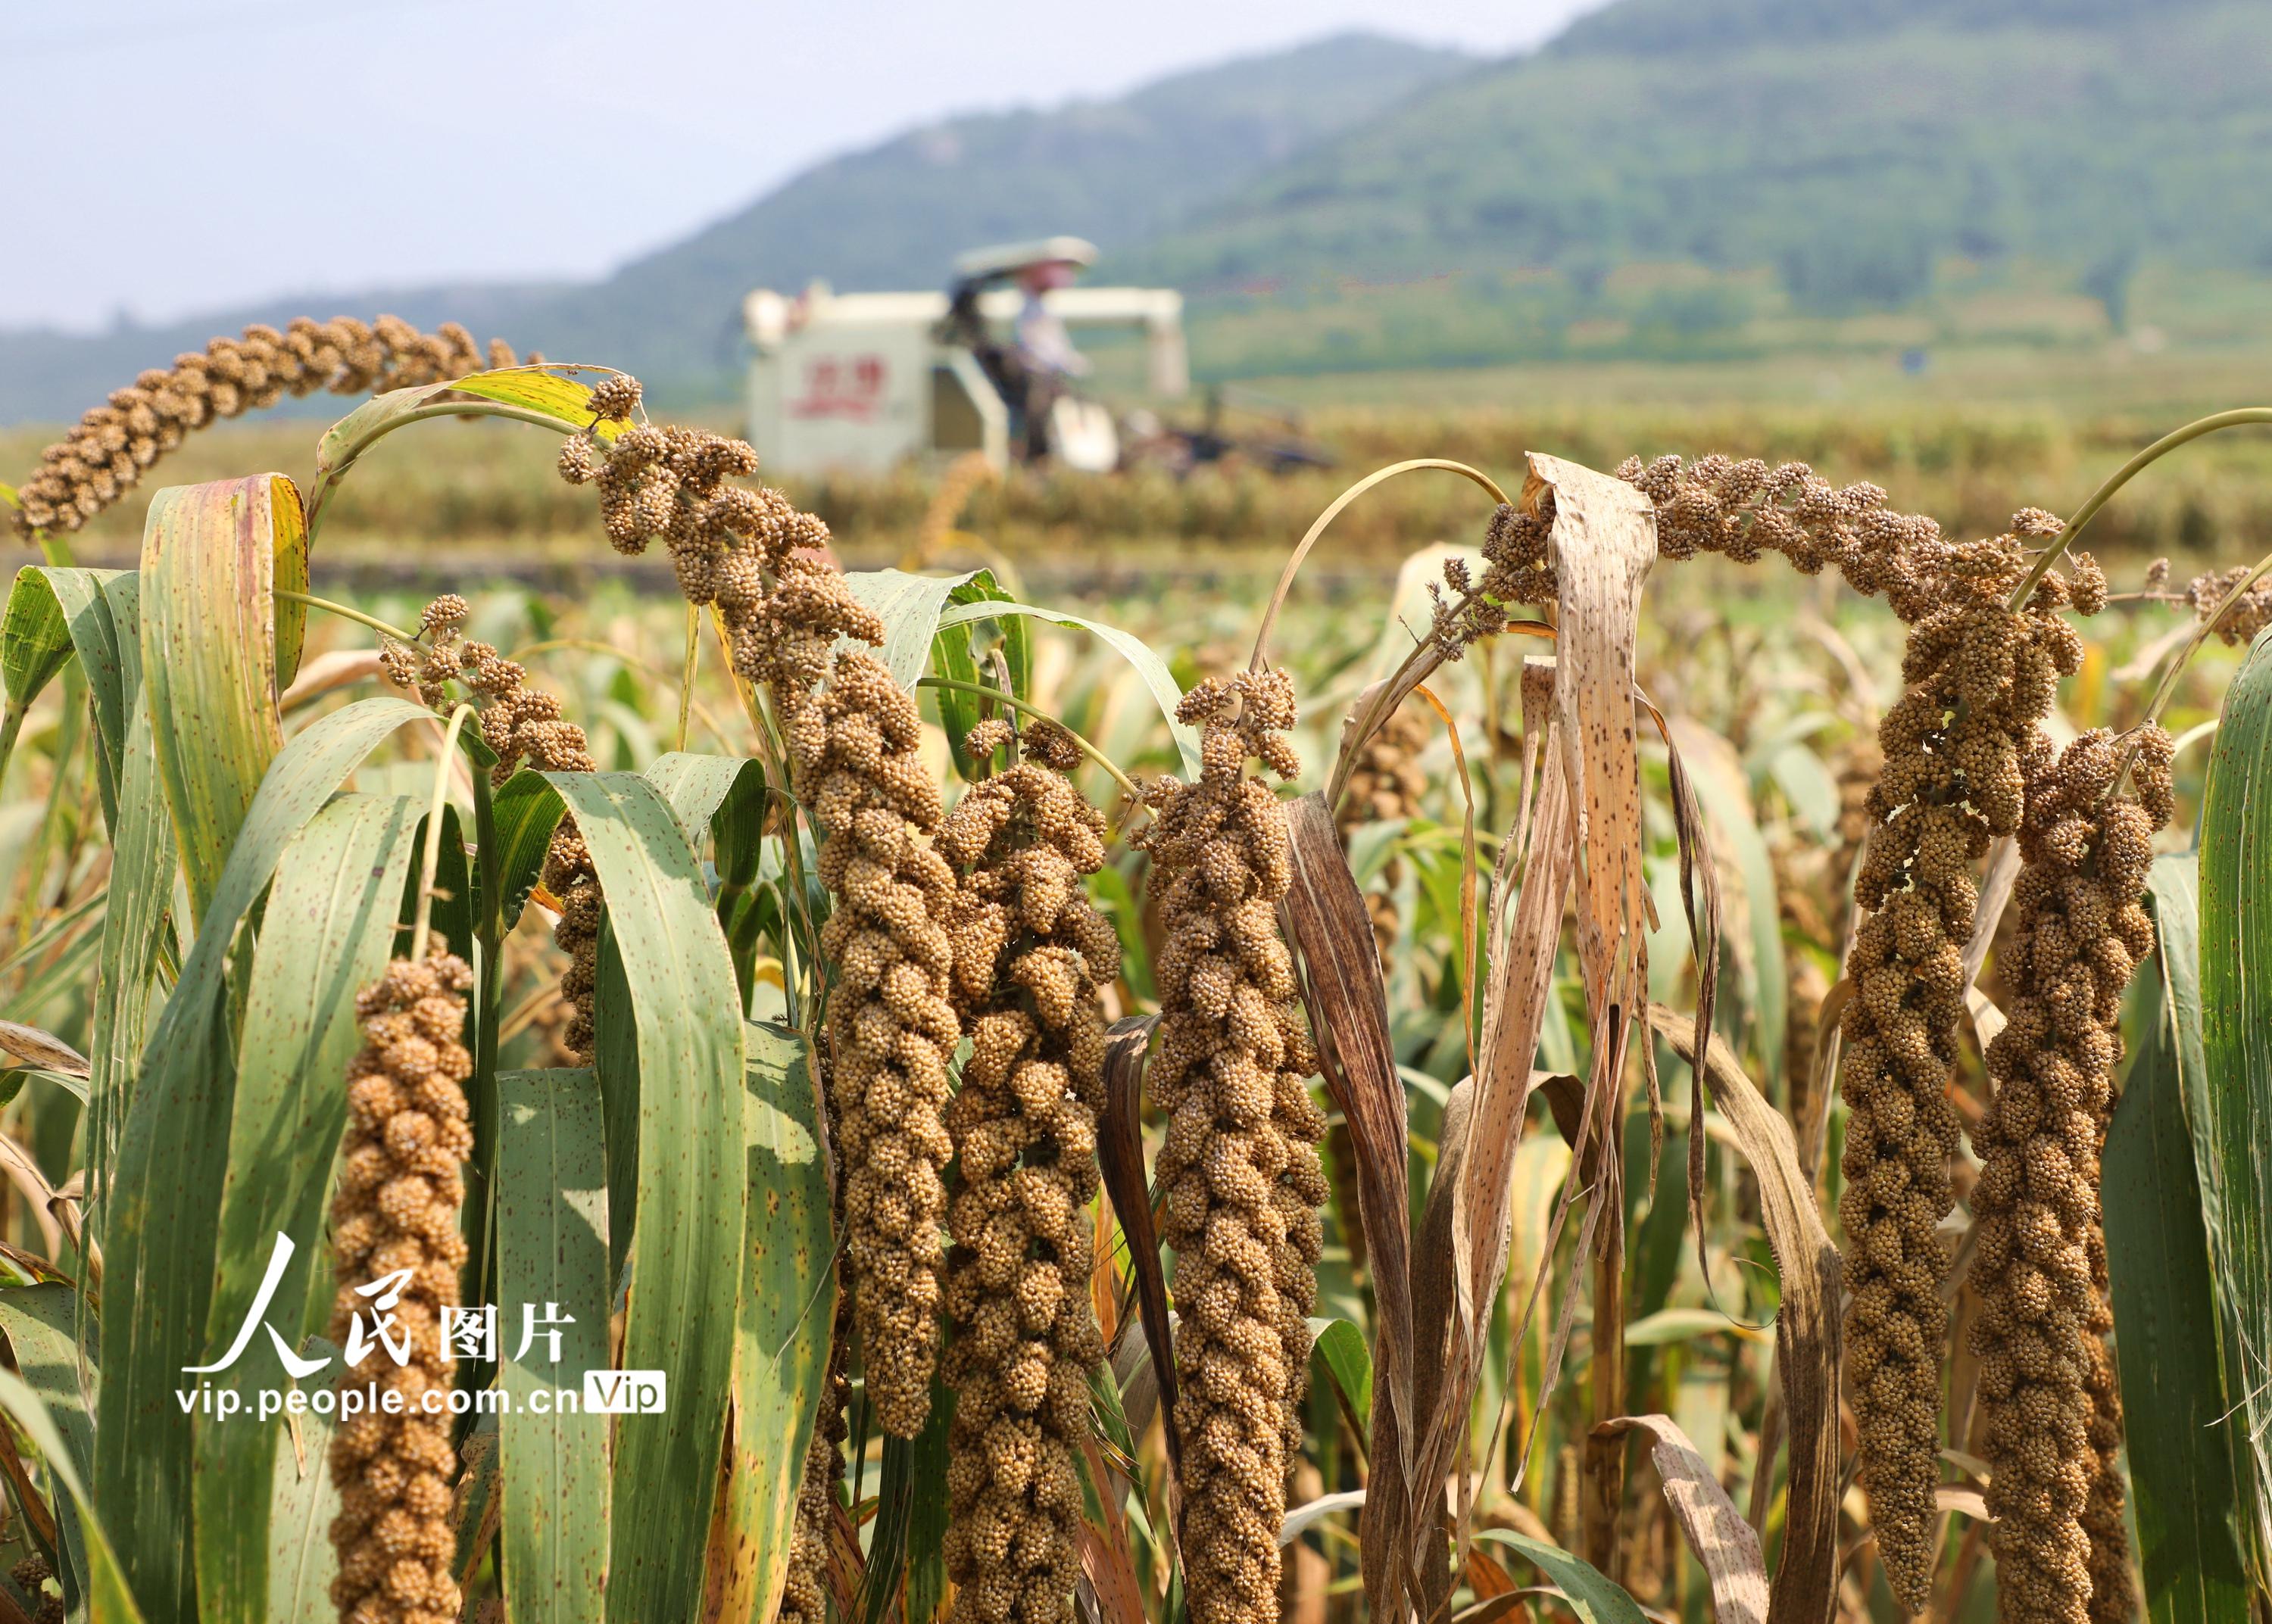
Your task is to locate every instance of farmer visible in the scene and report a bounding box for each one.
[939,238,1098,461]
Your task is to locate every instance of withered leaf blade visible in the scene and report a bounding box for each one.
[1279,789,1415,1624]
[1528,452,1654,1031]
[1798,977,1853,1186]
[1409,1074,1474,1615]
[1097,1013,1178,1478]
[1528,454,1657,1569]
[1533,1072,1594,1178]
[1934,1483,1990,1525]
[1962,835,2021,990]
[1596,1414,1767,1624]
[1646,1004,1840,1624]
[0,1021,89,1080]
[1422,743,1577,1535]
[1076,1432,1150,1624]
[1280,1488,1369,1548]
[1409,1077,1471,1463]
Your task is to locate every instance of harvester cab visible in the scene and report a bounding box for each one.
[742,235,1187,477]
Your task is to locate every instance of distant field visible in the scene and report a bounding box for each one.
[1239,335,2272,416]
[7,341,2269,586]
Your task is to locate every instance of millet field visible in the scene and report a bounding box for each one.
[0,316,2265,1624]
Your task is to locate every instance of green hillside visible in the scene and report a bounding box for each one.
[1127,0,2272,372]
[523,30,1473,397]
[1553,0,2206,53]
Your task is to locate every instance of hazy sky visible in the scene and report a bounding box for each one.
[4,0,1604,332]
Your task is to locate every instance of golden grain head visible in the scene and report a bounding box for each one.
[327,951,474,1624]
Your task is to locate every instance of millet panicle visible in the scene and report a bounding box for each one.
[559,377,963,1437]
[12,316,526,538]
[326,951,476,1624]
[385,595,604,1061]
[1967,722,2171,1624]
[1134,669,1330,1624]
[779,1305,852,1624]
[935,718,1120,1624]
[1484,457,2101,1608]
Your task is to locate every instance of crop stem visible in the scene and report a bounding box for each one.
[916,676,1143,807]
[305,398,593,541]
[2105,543,2272,800]
[676,602,700,754]
[274,589,416,645]
[2008,407,2272,610]
[410,704,477,963]
[1252,458,1512,673]
[0,705,23,799]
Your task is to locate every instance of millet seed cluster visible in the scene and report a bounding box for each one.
[1968,723,2171,1624]
[1474,458,2114,1610]
[385,595,605,1061]
[800,650,962,1436]
[11,316,523,538]
[779,1304,851,1624]
[936,719,1120,1624]
[2138,557,2272,647]
[558,377,961,1437]
[11,1555,61,1623]
[1134,669,1330,1624]
[1839,525,2089,1607]
[326,951,476,1624]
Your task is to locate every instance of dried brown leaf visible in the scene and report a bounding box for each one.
[1465,1541,1521,1600]
[1598,1414,1768,1624]
[1418,745,1576,1530]
[1076,1433,1150,1624]
[0,1135,63,1261]
[826,1501,869,1624]
[1514,657,1556,856]
[1646,1004,1841,1624]
[1798,978,1853,1187]
[1097,1015,1175,1476]
[1411,1077,1473,1465]
[1279,790,1415,1624]
[1964,987,2008,1053]
[1933,1485,1990,1525]
[1534,1073,1594,1179]
[0,1020,89,1079]
[1961,836,2021,990]
[1527,453,1656,1569]
[1526,454,1653,1018]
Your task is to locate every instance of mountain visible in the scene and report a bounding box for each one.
[1551,0,2205,53]
[521,33,1475,394]
[0,33,1471,422]
[1128,0,2272,325]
